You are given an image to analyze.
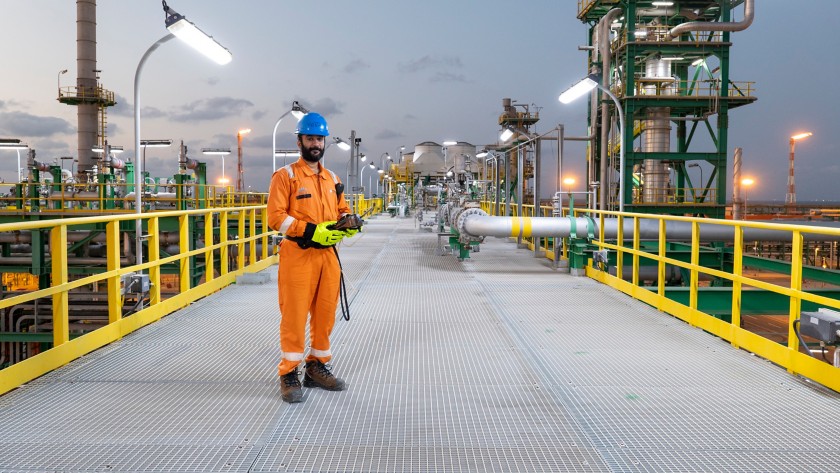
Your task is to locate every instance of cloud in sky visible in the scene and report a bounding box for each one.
[398,55,464,74]
[110,94,166,118]
[375,129,404,140]
[343,59,370,74]
[170,97,254,122]
[295,97,343,118]
[0,111,74,137]
[430,72,468,83]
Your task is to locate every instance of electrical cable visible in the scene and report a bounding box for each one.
[332,246,350,321]
[792,319,816,358]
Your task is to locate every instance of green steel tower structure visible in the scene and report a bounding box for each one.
[577,0,756,217]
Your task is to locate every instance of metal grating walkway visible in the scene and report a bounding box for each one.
[2,216,840,472]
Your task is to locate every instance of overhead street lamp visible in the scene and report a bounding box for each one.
[333,137,351,151]
[0,139,29,182]
[360,162,375,198]
[559,72,626,212]
[274,149,300,167]
[140,139,172,176]
[380,152,392,173]
[271,100,308,172]
[787,131,813,206]
[134,0,231,272]
[202,148,232,186]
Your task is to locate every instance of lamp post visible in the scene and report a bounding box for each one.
[741,177,754,219]
[787,131,813,208]
[688,163,703,201]
[202,148,232,186]
[271,101,308,172]
[559,72,626,212]
[140,139,172,177]
[397,145,405,163]
[57,69,67,96]
[0,140,29,182]
[360,163,374,198]
[274,150,300,168]
[135,0,231,272]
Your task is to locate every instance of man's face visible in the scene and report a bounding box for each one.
[299,135,325,163]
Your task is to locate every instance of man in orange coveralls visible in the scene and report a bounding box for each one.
[266,112,358,403]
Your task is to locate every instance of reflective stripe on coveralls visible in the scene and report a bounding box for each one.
[267,159,350,376]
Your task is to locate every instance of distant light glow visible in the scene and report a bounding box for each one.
[791,132,813,141]
[652,1,674,5]
[202,148,231,155]
[741,178,755,186]
[499,128,515,142]
[691,58,705,66]
[443,140,457,146]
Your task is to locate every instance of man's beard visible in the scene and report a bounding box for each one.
[301,145,324,163]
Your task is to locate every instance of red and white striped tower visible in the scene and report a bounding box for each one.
[786,132,813,209]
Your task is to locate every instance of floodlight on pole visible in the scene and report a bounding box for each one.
[499,128,515,142]
[134,0,231,279]
[442,140,457,146]
[163,1,232,65]
[202,147,231,185]
[333,137,351,151]
[559,72,626,211]
[0,140,29,183]
[271,100,309,172]
[274,149,300,167]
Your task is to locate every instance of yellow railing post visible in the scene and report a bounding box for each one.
[179,214,190,294]
[731,225,744,348]
[204,211,215,282]
[220,212,229,275]
[50,224,69,346]
[237,210,246,271]
[148,217,162,305]
[260,207,269,260]
[657,219,667,308]
[106,220,122,324]
[249,208,257,265]
[788,230,804,358]
[616,214,624,280]
[632,217,640,286]
[689,221,700,326]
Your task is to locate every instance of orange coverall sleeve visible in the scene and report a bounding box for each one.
[267,169,308,237]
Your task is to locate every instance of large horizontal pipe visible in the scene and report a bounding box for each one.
[462,216,840,242]
[0,231,185,245]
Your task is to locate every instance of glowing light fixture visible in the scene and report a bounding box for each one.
[559,72,626,211]
[442,140,457,146]
[558,74,599,104]
[333,137,351,151]
[163,1,232,65]
[499,128,515,142]
[791,132,813,141]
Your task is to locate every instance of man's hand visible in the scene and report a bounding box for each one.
[310,221,345,246]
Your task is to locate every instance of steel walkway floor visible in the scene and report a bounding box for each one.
[2,216,840,472]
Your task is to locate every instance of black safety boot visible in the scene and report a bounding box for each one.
[303,360,346,391]
[280,369,303,403]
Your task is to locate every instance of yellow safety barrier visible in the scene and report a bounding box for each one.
[584,209,840,393]
[0,206,277,395]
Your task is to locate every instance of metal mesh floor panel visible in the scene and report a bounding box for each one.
[3,217,840,472]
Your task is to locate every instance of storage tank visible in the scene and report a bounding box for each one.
[411,142,444,176]
[446,142,477,174]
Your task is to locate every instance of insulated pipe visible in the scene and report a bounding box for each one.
[462,215,840,242]
[598,8,623,210]
[668,0,754,38]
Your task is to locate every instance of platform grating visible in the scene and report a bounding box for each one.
[1,217,840,472]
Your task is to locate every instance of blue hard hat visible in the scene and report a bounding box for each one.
[296,112,330,137]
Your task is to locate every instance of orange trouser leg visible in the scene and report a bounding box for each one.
[277,242,341,375]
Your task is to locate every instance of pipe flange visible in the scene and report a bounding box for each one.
[455,207,488,243]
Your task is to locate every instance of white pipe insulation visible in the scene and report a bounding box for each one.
[461,214,840,243]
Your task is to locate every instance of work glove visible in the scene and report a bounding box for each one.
[309,221,345,246]
[343,228,360,237]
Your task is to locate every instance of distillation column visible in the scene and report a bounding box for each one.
[76,0,98,176]
[641,58,672,204]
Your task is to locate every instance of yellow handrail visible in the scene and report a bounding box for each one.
[0,206,277,395]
